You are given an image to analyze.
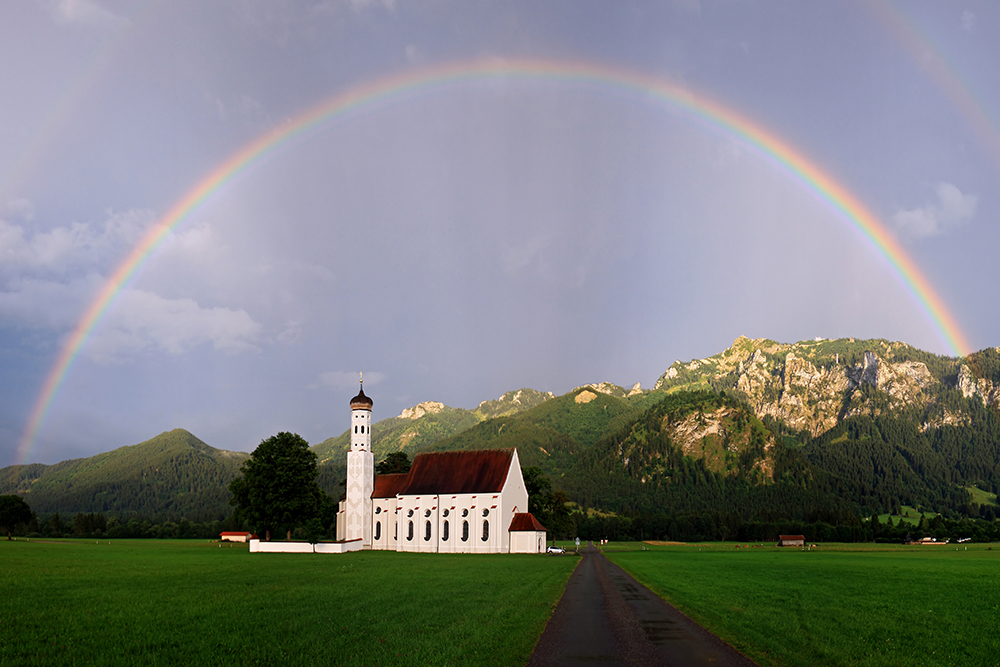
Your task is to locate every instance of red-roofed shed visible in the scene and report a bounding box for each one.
[509,512,547,554]
[220,531,255,543]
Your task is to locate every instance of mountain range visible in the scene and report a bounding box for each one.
[3,336,999,522]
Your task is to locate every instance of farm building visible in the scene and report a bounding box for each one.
[219,531,255,542]
[777,535,805,547]
[335,380,547,554]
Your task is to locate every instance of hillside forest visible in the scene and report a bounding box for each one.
[4,337,1000,544]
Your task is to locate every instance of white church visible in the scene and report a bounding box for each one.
[334,382,548,554]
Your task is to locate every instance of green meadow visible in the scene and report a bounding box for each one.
[0,539,577,666]
[606,542,1000,666]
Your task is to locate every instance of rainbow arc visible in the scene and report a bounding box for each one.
[16,58,973,464]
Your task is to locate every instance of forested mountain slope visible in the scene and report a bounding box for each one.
[311,388,554,465]
[5,337,1000,525]
[0,429,248,520]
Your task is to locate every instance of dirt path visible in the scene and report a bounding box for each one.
[527,544,757,667]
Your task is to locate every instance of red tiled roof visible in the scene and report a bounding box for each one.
[372,472,411,499]
[399,449,515,495]
[778,535,805,541]
[219,531,252,537]
[509,512,547,532]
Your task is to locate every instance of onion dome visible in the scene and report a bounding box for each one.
[350,386,373,410]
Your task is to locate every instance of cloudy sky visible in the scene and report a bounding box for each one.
[2,0,998,466]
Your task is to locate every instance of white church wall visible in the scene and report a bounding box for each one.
[371,498,396,550]
[499,449,529,553]
[336,500,346,541]
[439,497,461,553]
[510,531,546,554]
[396,495,422,552]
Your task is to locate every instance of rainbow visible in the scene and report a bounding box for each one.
[866,1,1000,171]
[16,58,973,464]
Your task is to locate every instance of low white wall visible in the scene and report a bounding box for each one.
[314,540,363,554]
[250,540,314,553]
[248,538,364,553]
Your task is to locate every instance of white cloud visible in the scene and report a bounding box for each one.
[38,0,128,28]
[0,209,154,280]
[348,0,396,12]
[0,209,261,360]
[672,0,702,16]
[316,370,386,391]
[0,274,101,331]
[85,289,261,362]
[892,182,977,240]
[500,235,554,275]
[4,199,35,221]
[961,11,975,32]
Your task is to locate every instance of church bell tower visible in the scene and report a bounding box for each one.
[346,373,374,547]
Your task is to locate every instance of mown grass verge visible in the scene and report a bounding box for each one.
[606,542,1000,666]
[1,539,577,666]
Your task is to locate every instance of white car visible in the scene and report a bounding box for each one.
[546,545,566,554]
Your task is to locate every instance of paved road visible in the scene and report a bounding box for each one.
[528,545,757,667]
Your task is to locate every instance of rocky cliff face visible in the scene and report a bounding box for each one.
[958,362,1000,409]
[398,401,445,420]
[663,405,776,480]
[656,336,967,437]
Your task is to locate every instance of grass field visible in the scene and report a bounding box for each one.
[877,505,942,526]
[966,486,999,507]
[605,541,1000,666]
[0,539,577,666]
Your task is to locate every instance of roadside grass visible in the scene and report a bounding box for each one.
[606,542,1000,666]
[0,539,577,666]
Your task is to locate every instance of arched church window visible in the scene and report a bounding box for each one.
[394,523,397,541]
[361,425,365,434]
[481,520,489,542]
[424,521,431,541]
[354,426,357,434]
[407,521,413,541]
[461,521,469,542]
[374,521,381,541]
[442,521,449,541]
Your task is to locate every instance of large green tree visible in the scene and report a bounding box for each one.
[0,495,32,540]
[229,432,323,541]
[376,451,411,475]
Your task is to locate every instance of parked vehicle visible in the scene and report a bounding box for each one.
[546,545,566,554]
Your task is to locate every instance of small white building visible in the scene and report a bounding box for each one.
[336,381,547,553]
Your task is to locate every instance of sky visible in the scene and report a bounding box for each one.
[2,0,999,466]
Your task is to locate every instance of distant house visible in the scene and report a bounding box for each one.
[220,531,255,543]
[905,535,949,546]
[777,535,805,547]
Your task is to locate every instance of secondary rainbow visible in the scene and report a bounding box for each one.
[16,58,973,464]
